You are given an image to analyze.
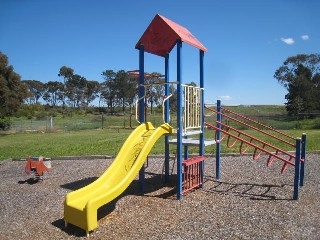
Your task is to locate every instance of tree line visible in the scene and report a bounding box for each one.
[22,67,174,114]
[1,51,320,130]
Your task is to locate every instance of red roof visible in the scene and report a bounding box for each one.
[135,14,208,57]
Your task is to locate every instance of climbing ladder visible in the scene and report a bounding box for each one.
[205,101,307,200]
[169,85,214,193]
[182,156,207,193]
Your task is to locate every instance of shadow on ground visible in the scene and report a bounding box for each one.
[18,178,42,185]
[53,171,177,237]
[204,177,293,201]
[60,177,98,190]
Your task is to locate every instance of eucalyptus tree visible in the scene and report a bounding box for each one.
[84,80,100,107]
[22,80,44,104]
[274,54,320,115]
[0,51,27,117]
[58,66,74,107]
[145,72,165,114]
[65,74,87,108]
[101,70,117,113]
[43,81,64,107]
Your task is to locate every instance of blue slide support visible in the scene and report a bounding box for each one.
[300,133,307,187]
[216,99,222,179]
[138,44,145,193]
[176,40,183,200]
[199,50,205,187]
[293,138,301,200]
[164,53,170,182]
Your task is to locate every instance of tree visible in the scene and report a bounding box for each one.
[126,75,138,113]
[101,70,117,113]
[23,80,44,104]
[114,70,138,113]
[58,66,100,108]
[114,70,128,112]
[84,80,100,107]
[145,72,165,114]
[43,81,64,107]
[58,66,74,107]
[58,66,74,83]
[0,51,27,117]
[169,84,177,112]
[101,70,138,113]
[274,54,320,116]
[65,74,87,108]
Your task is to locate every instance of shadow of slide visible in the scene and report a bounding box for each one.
[53,172,176,237]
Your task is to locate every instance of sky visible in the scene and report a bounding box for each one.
[0,0,319,106]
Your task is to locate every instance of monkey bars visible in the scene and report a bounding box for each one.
[205,100,307,200]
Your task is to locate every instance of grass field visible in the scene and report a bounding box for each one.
[1,105,319,161]
[0,127,319,161]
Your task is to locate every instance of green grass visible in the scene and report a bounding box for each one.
[9,112,167,132]
[0,128,319,161]
[1,105,319,161]
[0,129,130,160]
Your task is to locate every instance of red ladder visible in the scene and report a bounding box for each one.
[183,156,206,193]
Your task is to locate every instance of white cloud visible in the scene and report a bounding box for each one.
[220,95,232,101]
[281,37,295,45]
[301,35,310,40]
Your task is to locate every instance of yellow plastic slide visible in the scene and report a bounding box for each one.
[64,122,174,234]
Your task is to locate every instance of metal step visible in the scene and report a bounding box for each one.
[182,129,202,136]
[169,138,216,146]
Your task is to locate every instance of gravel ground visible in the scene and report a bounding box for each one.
[0,153,319,239]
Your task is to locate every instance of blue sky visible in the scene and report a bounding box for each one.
[1,0,319,105]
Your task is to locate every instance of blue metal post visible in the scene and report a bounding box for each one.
[138,45,145,193]
[184,141,189,160]
[216,99,221,179]
[300,133,306,187]
[293,138,301,200]
[199,50,205,187]
[164,53,170,182]
[177,40,183,200]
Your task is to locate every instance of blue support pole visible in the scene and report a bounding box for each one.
[164,53,170,182]
[176,40,183,200]
[199,50,205,187]
[300,133,307,187]
[138,45,145,193]
[184,141,189,160]
[216,99,221,179]
[293,138,301,200]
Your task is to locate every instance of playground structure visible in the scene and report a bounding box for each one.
[63,14,307,236]
[25,156,51,181]
[64,14,210,236]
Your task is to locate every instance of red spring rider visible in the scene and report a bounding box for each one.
[25,156,51,180]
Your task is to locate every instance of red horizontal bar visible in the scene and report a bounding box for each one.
[205,122,295,167]
[218,122,296,160]
[182,183,202,194]
[205,105,296,148]
[220,106,296,141]
[183,156,206,166]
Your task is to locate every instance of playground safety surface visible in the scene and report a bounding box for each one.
[0,154,319,239]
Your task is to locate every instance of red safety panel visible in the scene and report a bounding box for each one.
[135,14,208,57]
[182,156,206,194]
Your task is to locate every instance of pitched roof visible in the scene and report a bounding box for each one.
[135,14,208,57]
